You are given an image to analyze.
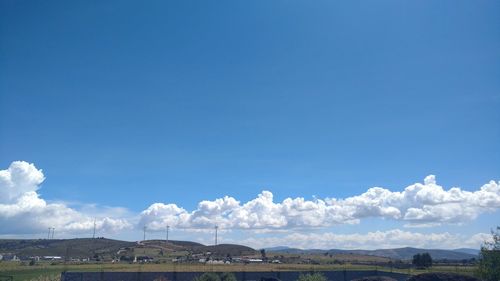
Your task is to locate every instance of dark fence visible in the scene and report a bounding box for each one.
[62,270,409,281]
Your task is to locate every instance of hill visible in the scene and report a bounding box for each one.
[265,246,478,261]
[453,248,480,256]
[0,238,135,259]
[0,238,257,259]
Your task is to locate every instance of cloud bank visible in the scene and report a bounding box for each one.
[234,229,492,250]
[140,175,500,230]
[0,160,498,250]
[0,161,131,235]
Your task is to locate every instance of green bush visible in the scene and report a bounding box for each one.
[193,273,221,281]
[412,252,432,268]
[297,273,327,281]
[193,272,236,281]
[477,226,500,281]
[220,272,237,281]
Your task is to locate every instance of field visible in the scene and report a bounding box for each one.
[0,261,478,281]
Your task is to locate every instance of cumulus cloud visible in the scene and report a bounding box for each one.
[2,160,499,245]
[140,175,500,230]
[0,161,131,235]
[233,229,492,250]
[0,161,45,203]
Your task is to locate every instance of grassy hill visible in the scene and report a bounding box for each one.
[0,238,135,259]
[0,238,257,259]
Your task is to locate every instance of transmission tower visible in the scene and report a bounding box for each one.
[214,225,218,246]
[166,225,170,243]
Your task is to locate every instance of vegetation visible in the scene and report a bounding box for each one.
[0,261,480,281]
[297,273,327,281]
[408,272,480,281]
[412,253,432,269]
[476,226,500,281]
[219,272,237,281]
[191,272,236,281]
[0,239,257,262]
[193,273,221,281]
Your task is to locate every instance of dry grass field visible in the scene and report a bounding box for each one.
[0,261,478,281]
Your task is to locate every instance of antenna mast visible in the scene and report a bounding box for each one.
[166,225,170,243]
[214,225,218,246]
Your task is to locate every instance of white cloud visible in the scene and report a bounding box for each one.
[140,175,500,230]
[0,161,44,203]
[2,160,498,248]
[234,229,492,250]
[0,161,131,235]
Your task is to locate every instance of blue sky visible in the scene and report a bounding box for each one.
[0,0,499,249]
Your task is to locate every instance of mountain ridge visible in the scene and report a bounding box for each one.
[264,246,479,260]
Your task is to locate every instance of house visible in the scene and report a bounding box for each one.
[1,254,20,261]
[42,256,62,261]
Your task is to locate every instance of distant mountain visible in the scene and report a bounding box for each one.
[345,247,478,260]
[266,246,478,260]
[264,246,292,251]
[264,247,326,254]
[453,248,481,256]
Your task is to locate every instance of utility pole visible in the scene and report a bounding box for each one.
[214,225,218,246]
[143,226,147,242]
[92,218,96,239]
[166,225,170,243]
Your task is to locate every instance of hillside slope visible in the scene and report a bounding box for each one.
[266,246,478,260]
[0,238,257,259]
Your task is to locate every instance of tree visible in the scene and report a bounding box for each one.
[220,272,237,281]
[477,226,500,281]
[193,273,220,281]
[297,273,327,281]
[260,249,267,259]
[412,253,432,269]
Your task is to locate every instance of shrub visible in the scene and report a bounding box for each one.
[297,273,327,281]
[220,272,237,281]
[193,273,221,281]
[476,226,500,281]
[412,253,432,269]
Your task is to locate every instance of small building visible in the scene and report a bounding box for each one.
[206,260,224,264]
[42,256,62,261]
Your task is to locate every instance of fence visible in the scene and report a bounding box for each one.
[62,270,409,281]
